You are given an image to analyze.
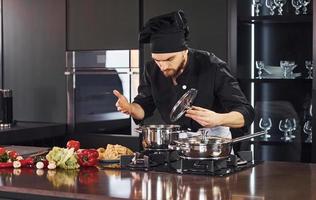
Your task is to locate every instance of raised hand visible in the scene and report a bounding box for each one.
[113,90,131,115]
[185,106,220,128]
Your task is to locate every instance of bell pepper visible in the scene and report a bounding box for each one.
[78,167,99,185]
[77,149,99,167]
[66,140,80,151]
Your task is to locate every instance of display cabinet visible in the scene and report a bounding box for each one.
[229,0,313,162]
[65,50,139,135]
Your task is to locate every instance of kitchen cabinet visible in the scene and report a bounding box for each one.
[67,0,139,50]
[229,0,314,162]
[65,50,140,135]
[3,0,66,123]
[142,0,228,64]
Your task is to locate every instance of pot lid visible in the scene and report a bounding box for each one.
[170,88,198,122]
[174,135,230,145]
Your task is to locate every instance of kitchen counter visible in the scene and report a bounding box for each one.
[0,161,314,200]
[0,121,66,145]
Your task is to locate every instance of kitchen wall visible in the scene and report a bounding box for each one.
[0,0,228,125]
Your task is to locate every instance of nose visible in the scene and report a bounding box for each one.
[157,61,168,70]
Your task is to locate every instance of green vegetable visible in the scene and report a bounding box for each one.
[46,147,79,169]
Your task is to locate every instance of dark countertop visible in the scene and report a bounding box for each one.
[0,161,314,200]
[0,121,66,145]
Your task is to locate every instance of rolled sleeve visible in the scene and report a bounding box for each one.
[214,62,255,129]
[132,63,156,124]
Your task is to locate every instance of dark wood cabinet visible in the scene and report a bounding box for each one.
[229,0,314,162]
[67,0,139,50]
[3,0,66,123]
[142,0,228,63]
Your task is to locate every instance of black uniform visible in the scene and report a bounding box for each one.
[133,48,254,131]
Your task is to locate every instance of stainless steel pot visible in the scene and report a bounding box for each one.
[136,125,181,150]
[170,131,265,158]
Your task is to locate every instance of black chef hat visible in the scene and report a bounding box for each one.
[139,10,189,53]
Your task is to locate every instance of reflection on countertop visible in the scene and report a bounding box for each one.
[0,161,314,199]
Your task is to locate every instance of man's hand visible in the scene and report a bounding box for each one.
[185,106,245,128]
[113,90,132,115]
[113,90,145,120]
[185,106,221,128]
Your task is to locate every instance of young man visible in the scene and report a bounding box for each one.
[113,10,254,136]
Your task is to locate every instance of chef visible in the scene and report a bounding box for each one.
[113,10,254,138]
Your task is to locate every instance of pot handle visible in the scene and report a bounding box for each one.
[231,131,266,143]
[135,128,142,133]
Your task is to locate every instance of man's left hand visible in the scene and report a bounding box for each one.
[185,106,221,128]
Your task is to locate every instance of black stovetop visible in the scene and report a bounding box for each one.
[99,150,262,177]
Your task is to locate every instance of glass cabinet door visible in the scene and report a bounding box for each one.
[65,50,139,135]
[231,0,313,162]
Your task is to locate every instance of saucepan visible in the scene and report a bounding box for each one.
[169,131,265,158]
[135,125,182,150]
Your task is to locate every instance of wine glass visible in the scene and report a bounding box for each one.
[279,119,292,142]
[280,60,296,79]
[301,0,311,14]
[274,0,287,15]
[256,61,265,79]
[305,61,313,79]
[288,118,296,139]
[291,0,303,15]
[266,0,277,15]
[259,117,272,140]
[303,120,312,143]
[253,0,262,16]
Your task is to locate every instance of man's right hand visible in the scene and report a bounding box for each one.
[113,90,145,120]
[113,90,132,115]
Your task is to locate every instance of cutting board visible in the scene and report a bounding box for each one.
[3,145,50,157]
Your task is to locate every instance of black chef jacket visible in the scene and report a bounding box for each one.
[133,48,254,131]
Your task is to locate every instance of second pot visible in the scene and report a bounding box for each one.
[171,131,265,158]
[136,124,181,150]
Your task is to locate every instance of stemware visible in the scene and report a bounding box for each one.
[274,0,287,15]
[291,0,303,15]
[280,60,296,79]
[259,117,272,140]
[279,119,292,142]
[305,61,313,79]
[303,120,312,143]
[301,0,311,14]
[266,0,277,15]
[256,61,265,79]
[288,118,296,139]
[253,0,262,16]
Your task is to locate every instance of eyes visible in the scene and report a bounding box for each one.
[154,56,176,63]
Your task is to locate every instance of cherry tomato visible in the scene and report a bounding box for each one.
[0,147,5,156]
[8,151,18,159]
[66,140,80,151]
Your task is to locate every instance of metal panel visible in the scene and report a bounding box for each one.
[67,0,139,50]
[3,0,66,123]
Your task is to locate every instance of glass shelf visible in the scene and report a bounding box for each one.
[238,15,312,24]
[238,78,313,83]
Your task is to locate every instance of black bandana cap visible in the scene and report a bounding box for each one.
[139,10,190,53]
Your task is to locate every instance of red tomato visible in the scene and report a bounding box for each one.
[66,140,80,151]
[0,147,5,156]
[8,151,18,159]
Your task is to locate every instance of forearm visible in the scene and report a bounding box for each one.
[217,111,245,128]
[130,103,145,120]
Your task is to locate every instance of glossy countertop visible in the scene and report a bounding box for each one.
[0,161,314,200]
[0,121,66,145]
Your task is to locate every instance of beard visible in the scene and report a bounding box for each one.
[162,59,186,78]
